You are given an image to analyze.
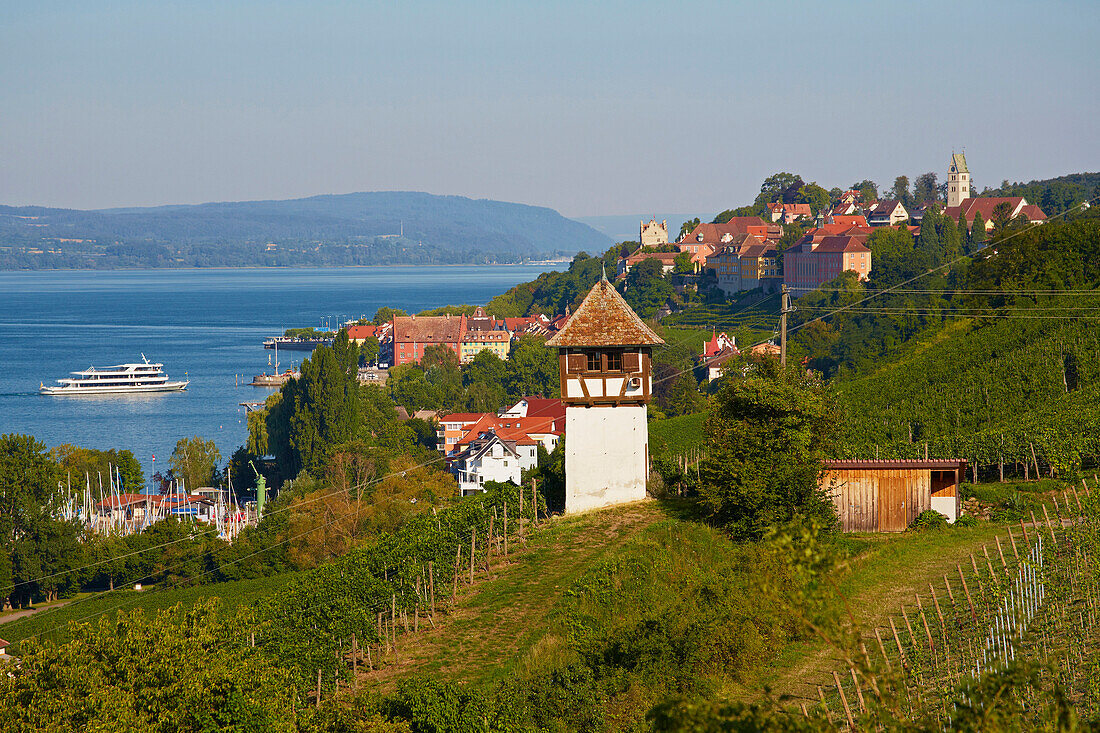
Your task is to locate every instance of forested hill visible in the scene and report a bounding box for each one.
[791,210,1100,476]
[983,171,1100,215]
[0,192,609,269]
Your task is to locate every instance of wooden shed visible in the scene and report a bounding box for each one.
[821,459,967,532]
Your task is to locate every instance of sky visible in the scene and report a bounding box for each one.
[2,1,1098,218]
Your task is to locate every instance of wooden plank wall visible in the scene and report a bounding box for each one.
[823,468,932,532]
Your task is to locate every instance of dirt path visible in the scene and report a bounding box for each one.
[0,601,72,626]
[364,500,663,688]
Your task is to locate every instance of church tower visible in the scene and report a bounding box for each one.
[948,152,970,208]
[545,275,664,513]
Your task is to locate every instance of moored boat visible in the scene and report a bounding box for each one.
[250,369,299,387]
[41,355,188,395]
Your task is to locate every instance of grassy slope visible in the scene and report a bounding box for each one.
[2,573,298,648]
[373,498,1020,708]
[370,501,664,687]
[649,412,707,459]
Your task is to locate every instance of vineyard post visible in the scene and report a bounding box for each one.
[832,670,855,728]
[316,668,321,708]
[1030,443,1040,480]
[916,594,935,652]
[250,632,255,647]
[929,583,948,649]
[849,667,867,714]
[367,644,373,671]
[532,479,538,527]
[519,481,524,544]
[1071,485,1083,513]
[982,546,997,580]
[453,545,461,602]
[352,633,358,685]
[874,627,892,672]
[1021,518,1031,543]
[817,686,834,724]
[469,528,476,584]
[429,561,435,621]
[901,605,918,651]
[957,564,977,622]
[488,514,495,565]
[1008,529,1020,560]
[943,574,956,605]
[889,618,907,667]
[1041,505,1056,544]
[995,536,1008,568]
[969,553,985,594]
[503,503,508,557]
[1051,495,1063,527]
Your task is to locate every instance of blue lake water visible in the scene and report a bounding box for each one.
[0,265,565,479]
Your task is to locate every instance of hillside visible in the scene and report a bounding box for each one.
[0,191,610,269]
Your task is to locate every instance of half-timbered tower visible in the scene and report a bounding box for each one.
[545,275,664,512]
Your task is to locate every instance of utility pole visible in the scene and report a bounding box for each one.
[780,284,791,366]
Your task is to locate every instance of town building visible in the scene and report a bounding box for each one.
[822,459,967,530]
[947,152,971,208]
[942,197,1047,231]
[617,250,679,277]
[783,234,872,293]
[391,313,467,365]
[546,274,664,513]
[677,218,777,270]
[450,429,540,496]
[461,309,511,362]
[699,331,738,381]
[640,218,668,248]
[707,234,781,296]
[766,202,813,223]
[438,398,565,455]
[866,200,909,227]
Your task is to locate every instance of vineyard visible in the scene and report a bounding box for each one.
[795,482,1100,729]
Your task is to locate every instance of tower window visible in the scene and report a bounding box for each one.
[586,351,601,371]
[606,351,622,372]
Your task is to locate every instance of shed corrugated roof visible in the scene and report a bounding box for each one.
[545,278,664,348]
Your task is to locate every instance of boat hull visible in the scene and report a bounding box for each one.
[40,381,190,396]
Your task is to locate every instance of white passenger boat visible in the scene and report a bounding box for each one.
[40,355,189,395]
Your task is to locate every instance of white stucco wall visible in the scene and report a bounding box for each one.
[931,495,958,523]
[565,404,648,513]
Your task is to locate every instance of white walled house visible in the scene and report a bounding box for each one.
[545,275,664,513]
[450,429,539,496]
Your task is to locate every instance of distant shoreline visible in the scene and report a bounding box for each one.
[0,260,572,274]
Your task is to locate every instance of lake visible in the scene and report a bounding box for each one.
[0,265,565,480]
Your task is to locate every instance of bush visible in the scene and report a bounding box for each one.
[953,514,979,528]
[908,510,949,532]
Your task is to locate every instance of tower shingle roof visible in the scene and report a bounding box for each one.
[545,278,664,348]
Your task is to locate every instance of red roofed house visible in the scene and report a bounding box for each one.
[942,197,1047,231]
[783,234,872,293]
[546,274,664,512]
[700,331,739,382]
[450,429,541,495]
[867,200,909,227]
[707,234,781,296]
[437,412,487,453]
[827,215,868,228]
[677,218,777,270]
[346,324,380,343]
[767,202,813,224]
[617,251,680,277]
[392,314,467,365]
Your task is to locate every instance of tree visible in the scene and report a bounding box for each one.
[673,251,695,274]
[890,175,912,208]
[914,172,939,205]
[796,183,831,215]
[679,218,701,240]
[169,436,221,492]
[697,361,839,538]
[991,201,1015,232]
[661,372,706,417]
[852,179,878,203]
[372,306,407,325]
[757,172,804,205]
[505,336,559,398]
[970,213,987,250]
[622,257,674,317]
[358,336,381,366]
[51,445,145,492]
[0,434,84,606]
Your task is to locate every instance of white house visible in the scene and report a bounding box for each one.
[450,429,539,496]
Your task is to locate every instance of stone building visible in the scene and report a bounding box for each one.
[640,218,668,248]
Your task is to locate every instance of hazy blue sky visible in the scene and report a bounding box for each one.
[2,1,1097,217]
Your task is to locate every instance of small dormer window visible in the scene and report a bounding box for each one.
[696,233,703,242]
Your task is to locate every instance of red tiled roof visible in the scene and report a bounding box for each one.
[1019,204,1047,221]
[346,324,378,340]
[625,251,679,265]
[812,235,871,254]
[392,314,466,344]
[829,215,868,227]
[943,197,1043,225]
[680,218,770,244]
[440,412,486,424]
[545,279,664,348]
